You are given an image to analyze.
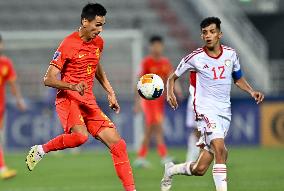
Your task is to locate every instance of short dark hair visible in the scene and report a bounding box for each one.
[200,17,221,30]
[149,35,163,44]
[81,3,107,23]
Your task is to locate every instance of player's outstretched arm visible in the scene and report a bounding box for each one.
[95,63,120,113]
[8,80,26,111]
[234,77,264,104]
[43,65,87,96]
[168,68,183,101]
[167,73,179,110]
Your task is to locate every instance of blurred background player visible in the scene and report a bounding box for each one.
[0,34,26,179]
[134,35,182,167]
[25,3,136,191]
[185,94,200,162]
[161,17,264,191]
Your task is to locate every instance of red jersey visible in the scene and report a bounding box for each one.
[50,32,104,106]
[0,55,17,111]
[139,55,173,105]
[139,56,172,82]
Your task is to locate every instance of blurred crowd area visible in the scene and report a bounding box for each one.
[0,0,284,101]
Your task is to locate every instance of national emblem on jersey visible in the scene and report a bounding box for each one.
[224,59,231,67]
[95,48,100,59]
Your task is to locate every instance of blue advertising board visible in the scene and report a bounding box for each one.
[4,98,267,150]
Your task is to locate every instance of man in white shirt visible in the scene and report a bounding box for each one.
[161,17,264,191]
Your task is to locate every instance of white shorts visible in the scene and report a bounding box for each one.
[196,113,230,153]
[186,96,197,128]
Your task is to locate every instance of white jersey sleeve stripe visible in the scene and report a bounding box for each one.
[184,50,203,63]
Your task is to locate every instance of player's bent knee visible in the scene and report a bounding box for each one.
[193,165,208,176]
[110,139,127,158]
[214,147,226,157]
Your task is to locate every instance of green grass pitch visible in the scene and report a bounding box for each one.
[1,147,283,191]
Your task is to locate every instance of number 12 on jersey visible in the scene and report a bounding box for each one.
[212,66,225,80]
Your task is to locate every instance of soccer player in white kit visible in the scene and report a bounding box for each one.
[161,17,264,191]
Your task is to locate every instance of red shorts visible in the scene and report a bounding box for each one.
[141,98,165,126]
[56,99,115,135]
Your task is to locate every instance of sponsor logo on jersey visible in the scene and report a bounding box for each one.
[79,53,87,59]
[203,64,209,69]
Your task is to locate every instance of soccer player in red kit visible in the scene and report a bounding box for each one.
[134,36,181,167]
[25,3,136,191]
[0,34,26,179]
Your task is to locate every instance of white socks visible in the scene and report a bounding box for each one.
[213,164,227,191]
[168,162,192,176]
[36,145,45,160]
[0,166,7,173]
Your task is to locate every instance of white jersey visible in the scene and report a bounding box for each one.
[175,45,242,118]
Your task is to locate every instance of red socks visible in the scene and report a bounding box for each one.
[0,145,5,168]
[157,143,167,158]
[42,134,135,190]
[138,144,167,158]
[110,139,135,191]
[42,132,88,153]
[137,144,148,158]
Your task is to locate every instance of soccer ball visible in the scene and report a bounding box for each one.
[137,74,164,100]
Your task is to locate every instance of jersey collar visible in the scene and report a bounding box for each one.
[203,45,223,59]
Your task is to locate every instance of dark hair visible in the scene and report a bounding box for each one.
[81,3,107,23]
[200,17,221,30]
[149,35,163,44]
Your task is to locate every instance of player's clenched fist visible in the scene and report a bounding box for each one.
[71,81,88,96]
[250,91,264,104]
[107,93,120,113]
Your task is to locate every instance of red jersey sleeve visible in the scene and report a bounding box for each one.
[96,36,104,52]
[6,58,17,81]
[50,39,70,70]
